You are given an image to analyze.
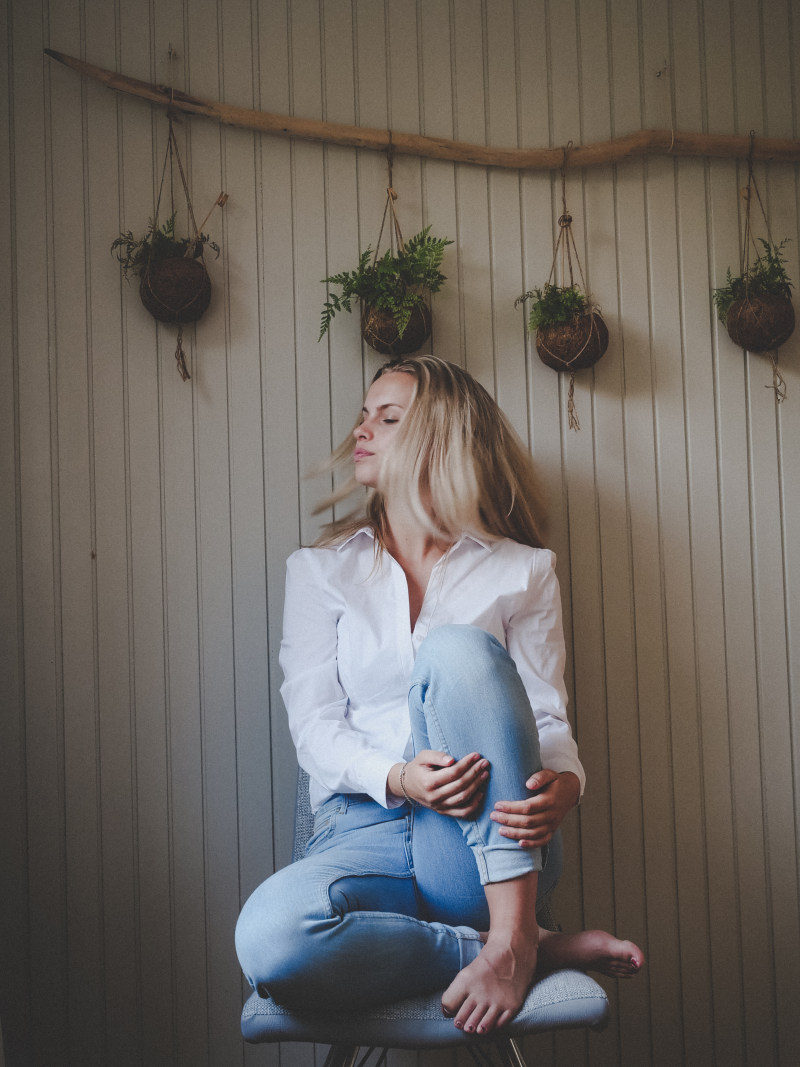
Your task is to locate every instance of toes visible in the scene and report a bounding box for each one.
[474,1005,504,1035]
[459,1001,490,1034]
[453,997,478,1030]
[441,981,468,1019]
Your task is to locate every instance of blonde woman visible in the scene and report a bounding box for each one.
[236,356,642,1036]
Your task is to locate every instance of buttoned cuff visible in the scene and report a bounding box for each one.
[359,752,406,809]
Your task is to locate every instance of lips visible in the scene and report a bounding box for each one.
[354,448,373,460]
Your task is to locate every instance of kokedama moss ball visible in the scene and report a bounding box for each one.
[360,304,432,356]
[725,293,795,352]
[535,311,609,372]
[140,258,212,324]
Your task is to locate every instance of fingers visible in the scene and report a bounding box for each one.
[410,751,490,813]
[490,797,556,845]
[432,753,488,799]
[525,767,560,792]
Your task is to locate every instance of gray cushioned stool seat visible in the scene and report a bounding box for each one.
[242,968,607,1047]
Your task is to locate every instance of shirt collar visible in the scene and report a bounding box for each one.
[335,526,376,551]
[335,526,495,552]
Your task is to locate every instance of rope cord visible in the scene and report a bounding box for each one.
[373,131,405,263]
[545,142,587,293]
[741,130,774,283]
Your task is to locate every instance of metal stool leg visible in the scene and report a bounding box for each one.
[322,1046,361,1067]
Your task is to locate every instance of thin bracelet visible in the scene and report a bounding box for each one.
[399,763,415,806]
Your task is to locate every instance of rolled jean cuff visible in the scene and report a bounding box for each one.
[474,842,543,885]
[453,927,484,967]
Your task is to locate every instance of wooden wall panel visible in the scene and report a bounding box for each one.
[0,1,29,1064]
[2,1,799,1064]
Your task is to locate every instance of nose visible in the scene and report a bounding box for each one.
[354,420,372,441]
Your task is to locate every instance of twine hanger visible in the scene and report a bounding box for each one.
[740,131,786,402]
[539,142,594,430]
[373,130,405,263]
[153,45,201,380]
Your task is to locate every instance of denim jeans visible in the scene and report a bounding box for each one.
[235,625,562,1011]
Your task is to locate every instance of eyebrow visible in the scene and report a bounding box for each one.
[360,402,405,414]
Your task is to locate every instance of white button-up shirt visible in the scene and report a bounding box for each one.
[280,528,584,811]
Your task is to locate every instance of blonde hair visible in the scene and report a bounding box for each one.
[313,355,547,549]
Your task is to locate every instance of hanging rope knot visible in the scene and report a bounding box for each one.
[769,354,787,403]
[558,213,572,228]
[387,187,398,201]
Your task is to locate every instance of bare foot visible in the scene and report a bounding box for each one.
[538,928,644,978]
[440,934,539,1035]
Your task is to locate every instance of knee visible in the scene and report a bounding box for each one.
[235,870,319,1003]
[414,625,506,685]
[417,624,501,665]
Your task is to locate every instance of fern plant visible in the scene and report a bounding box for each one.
[111,212,220,279]
[516,284,596,332]
[712,238,793,323]
[319,227,452,340]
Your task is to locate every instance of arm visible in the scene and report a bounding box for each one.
[491,550,584,846]
[280,549,404,806]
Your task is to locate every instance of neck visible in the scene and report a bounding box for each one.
[383,501,451,562]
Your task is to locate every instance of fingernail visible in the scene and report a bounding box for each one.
[454,1020,463,1030]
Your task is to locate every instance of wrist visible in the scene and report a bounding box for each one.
[559,771,581,808]
[386,762,406,801]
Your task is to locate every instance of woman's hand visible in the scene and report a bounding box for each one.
[388,751,489,818]
[490,769,580,847]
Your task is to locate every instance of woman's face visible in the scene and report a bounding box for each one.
[352,371,416,488]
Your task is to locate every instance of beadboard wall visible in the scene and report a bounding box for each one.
[2,0,799,1064]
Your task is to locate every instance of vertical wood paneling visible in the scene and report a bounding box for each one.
[13,2,69,1063]
[47,0,107,1058]
[253,0,295,890]
[0,0,30,1062]
[119,3,176,1061]
[2,1,800,1064]
[84,0,142,1053]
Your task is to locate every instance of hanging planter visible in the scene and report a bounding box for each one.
[517,153,609,430]
[319,176,451,355]
[360,302,433,357]
[140,252,212,324]
[724,288,794,352]
[712,135,794,401]
[523,284,609,374]
[111,115,226,380]
[713,239,794,360]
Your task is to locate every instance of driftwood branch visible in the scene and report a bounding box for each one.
[45,48,800,170]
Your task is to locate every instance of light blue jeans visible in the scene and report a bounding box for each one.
[235,625,562,1011]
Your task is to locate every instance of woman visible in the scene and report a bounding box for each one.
[236,355,642,1036]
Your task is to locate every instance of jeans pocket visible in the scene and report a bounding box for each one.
[305,798,345,856]
[304,819,335,856]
